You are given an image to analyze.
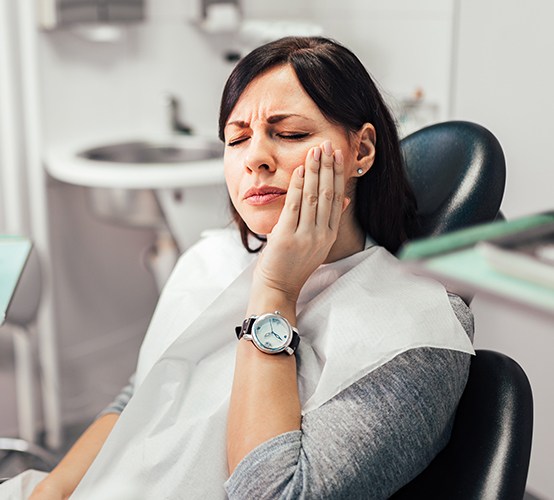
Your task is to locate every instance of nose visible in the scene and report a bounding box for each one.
[244,136,275,173]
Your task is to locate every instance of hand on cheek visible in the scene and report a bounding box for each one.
[253,140,349,303]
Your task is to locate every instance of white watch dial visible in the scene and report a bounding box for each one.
[252,314,291,353]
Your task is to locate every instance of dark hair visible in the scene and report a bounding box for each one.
[219,36,418,254]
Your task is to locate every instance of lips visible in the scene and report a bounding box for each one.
[243,185,287,206]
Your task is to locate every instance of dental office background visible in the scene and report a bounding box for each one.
[1,0,553,498]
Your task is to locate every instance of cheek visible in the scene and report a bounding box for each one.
[273,144,311,178]
[279,142,310,163]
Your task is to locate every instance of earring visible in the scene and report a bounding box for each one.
[357,168,363,175]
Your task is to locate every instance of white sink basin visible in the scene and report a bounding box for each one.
[78,138,222,164]
[45,135,225,189]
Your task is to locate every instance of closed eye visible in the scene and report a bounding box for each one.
[227,132,309,147]
[278,133,310,140]
[227,137,250,147]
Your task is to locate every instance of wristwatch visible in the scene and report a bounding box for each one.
[235,311,300,355]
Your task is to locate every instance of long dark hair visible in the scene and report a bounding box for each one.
[219,36,418,254]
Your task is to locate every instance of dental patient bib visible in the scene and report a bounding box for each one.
[71,229,474,499]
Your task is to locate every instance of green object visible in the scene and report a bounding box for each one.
[399,213,554,315]
[399,212,554,261]
[424,247,554,313]
[0,236,32,325]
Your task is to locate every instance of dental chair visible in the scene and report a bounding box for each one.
[390,121,533,499]
[390,349,533,500]
[401,120,506,238]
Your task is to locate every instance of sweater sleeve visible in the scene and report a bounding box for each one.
[224,295,474,500]
[96,373,136,418]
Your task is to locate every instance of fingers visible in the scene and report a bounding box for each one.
[298,140,345,232]
[276,164,304,231]
[313,141,334,228]
[298,146,322,228]
[277,140,346,235]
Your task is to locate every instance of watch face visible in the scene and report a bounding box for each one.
[252,314,292,353]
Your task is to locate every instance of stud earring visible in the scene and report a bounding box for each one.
[357,168,364,175]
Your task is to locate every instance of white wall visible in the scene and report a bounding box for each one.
[312,0,455,126]
[40,1,233,144]
[453,0,554,218]
[453,2,554,498]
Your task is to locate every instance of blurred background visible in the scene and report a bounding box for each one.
[0,0,553,498]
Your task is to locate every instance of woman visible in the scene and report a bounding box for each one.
[23,36,473,499]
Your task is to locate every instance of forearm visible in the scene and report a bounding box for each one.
[227,289,301,473]
[31,413,119,499]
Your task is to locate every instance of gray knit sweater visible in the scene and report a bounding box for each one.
[101,293,473,499]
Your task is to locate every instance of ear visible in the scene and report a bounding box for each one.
[354,123,376,175]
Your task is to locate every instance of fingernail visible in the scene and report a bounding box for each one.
[343,197,351,211]
[334,150,344,165]
[313,147,321,162]
[322,140,332,156]
[297,165,305,178]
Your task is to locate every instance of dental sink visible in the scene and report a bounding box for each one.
[78,138,223,165]
[45,135,225,189]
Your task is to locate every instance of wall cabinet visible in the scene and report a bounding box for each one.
[38,0,144,29]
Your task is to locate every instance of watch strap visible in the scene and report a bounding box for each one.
[287,330,301,354]
[235,316,256,340]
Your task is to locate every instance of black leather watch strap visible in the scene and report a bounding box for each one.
[235,316,256,340]
[288,330,301,353]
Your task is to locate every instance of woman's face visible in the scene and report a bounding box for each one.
[223,64,367,236]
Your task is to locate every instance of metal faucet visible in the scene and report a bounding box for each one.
[167,94,193,135]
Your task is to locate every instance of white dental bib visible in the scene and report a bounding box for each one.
[71,229,474,499]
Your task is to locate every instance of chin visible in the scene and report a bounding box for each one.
[240,212,279,236]
[244,220,276,237]
[232,199,284,235]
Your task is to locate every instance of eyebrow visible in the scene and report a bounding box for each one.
[225,113,312,129]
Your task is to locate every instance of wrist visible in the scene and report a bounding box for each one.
[248,278,298,319]
[237,334,297,362]
[251,267,302,304]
